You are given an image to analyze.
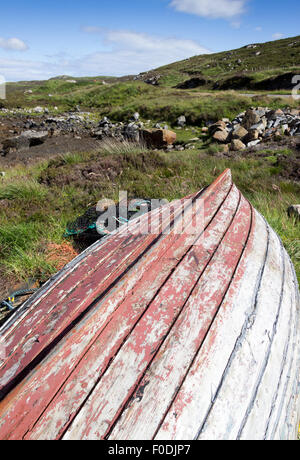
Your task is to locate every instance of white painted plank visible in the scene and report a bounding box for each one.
[196,220,284,440]
[155,211,268,440]
[268,257,300,440]
[239,248,295,439]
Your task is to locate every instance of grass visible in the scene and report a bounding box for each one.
[0,142,299,290]
[0,179,47,202]
[154,35,300,89]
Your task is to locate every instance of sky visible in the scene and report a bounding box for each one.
[0,0,299,81]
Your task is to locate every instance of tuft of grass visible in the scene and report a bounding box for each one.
[99,139,148,156]
[0,179,47,202]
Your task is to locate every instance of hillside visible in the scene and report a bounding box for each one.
[1,34,300,116]
[137,35,300,90]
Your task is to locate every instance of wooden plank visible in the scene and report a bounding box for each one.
[108,195,251,441]
[0,207,156,338]
[62,193,247,440]
[240,248,297,440]
[0,171,233,440]
[155,210,268,441]
[0,191,196,396]
[266,258,300,440]
[26,185,238,441]
[0,169,230,346]
[196,219,284,440]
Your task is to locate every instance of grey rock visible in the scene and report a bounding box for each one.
[21,130,48,145]
[212,129,229,143]
[231,139,246,151]
[2,130,48,153]
[247,140,261,147]
[177,116,186,127]
[287,205,300,221]
[33,106,44,113]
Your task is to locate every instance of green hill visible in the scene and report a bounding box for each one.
[138,35,300,90]
[2,35,300,123]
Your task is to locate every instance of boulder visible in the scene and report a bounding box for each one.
[232,126,248,140]
[209,121,226,132]
[212,129,229,143]
[231,139,246,151]
[247,140,261,148]
[267,109,284,120]
[141,129,176,148]
[177,116,186,127]
[242,109,261,129]
[2,130,48,153]
[124,123,140,142]
[245,129,260,143]
[3,135,30,152]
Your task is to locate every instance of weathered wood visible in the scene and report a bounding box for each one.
[30,177,234,440]
[108,195,250,441]
[0,169,299,441]
[155,211,268,440]
[0,190,201,396]
[62,190,244,440]
[197,219,284,440]
[240,250,296,440]
[0,170,233,439]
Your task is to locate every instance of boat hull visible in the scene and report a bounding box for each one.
[0,169,299,440]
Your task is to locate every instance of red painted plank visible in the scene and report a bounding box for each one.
[0,192,194,395]
[61,193,247,440]
[27,185,238,441]
[0,171,232,440]
[107,195,252,440]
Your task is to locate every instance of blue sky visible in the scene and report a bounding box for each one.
[0,0,299,81]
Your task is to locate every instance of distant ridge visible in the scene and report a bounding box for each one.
[134,35,300,90]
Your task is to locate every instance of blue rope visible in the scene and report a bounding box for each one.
[0,288,38,313]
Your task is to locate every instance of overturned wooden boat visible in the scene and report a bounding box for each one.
[0,169,299,440]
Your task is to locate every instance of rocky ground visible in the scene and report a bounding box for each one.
[0,110,177,166]
[0,107,299,183]
[209,107,300,151]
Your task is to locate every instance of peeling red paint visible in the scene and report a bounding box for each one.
[0,170,297,441]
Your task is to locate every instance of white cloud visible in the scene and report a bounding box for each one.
[255,26,262,32]
[80,28,210,75]
[272,33,284,40]
[170,0,247,19]
[1,29,210,81]
[0,37,28,51]
[104,29,209,54]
